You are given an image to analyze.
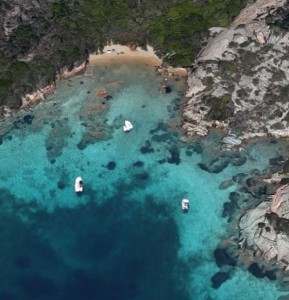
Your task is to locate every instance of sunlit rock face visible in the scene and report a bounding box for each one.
[235,184,289,285]
[183,0,289,141]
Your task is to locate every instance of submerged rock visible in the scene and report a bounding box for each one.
[198,157,229,173]
[221,134,242,151]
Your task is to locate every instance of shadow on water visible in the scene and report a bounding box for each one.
[0,191,192,300]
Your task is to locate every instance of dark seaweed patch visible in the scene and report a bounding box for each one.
[185,150,193,157]
[211,271,230,289]
[140,142,154,154]
[192,143,203,154]
[149,123,167,134]
[231,154,247,166]
[269,155,284,168]
[222,201,239,221]
[107,161,116,170]
[213,247,236,268]
[57,181,66,189]
[167,146,180,165]
[77,140,88,150]
[134,172,149,180]
[158,159,166,164]
[152,133,171,143]
[232,173,247,184]
[133,161,144,167]
[198,159,229,173]
[248,263,276,281]
[165,85,172,93]
[23,115,34,125]
[13,120,23,129]
[229,192,241,202]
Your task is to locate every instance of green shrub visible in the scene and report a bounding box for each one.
[0,0,249,106]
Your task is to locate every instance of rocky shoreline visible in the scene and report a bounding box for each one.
[180,0,289,291]
[20,61,87,111]
[212,167,289,290]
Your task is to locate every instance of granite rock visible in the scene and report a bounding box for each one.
[182,0,289,142]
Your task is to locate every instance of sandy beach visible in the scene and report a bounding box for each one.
[89,43,188,79]
[88,44,163,66]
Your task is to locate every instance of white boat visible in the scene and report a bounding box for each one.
[123,120,133,132]
[75,176,83,193]
[182,199,189,211]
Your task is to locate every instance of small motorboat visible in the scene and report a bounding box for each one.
[182,199,189,211]
[75,176,83,193]
[123,120,133,132]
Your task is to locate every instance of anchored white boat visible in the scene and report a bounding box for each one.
[75,176,83,193]
[182,199,189,211]
[123,120,133,132]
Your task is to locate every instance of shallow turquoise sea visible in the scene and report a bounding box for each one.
[0,62,288,300]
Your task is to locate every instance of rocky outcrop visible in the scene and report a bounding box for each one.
[2,0,50,38]
[20,83,55,109]
[182,0,289,141]
[7,61,86,111]
[237,184,289,278]
[202,1,289,277]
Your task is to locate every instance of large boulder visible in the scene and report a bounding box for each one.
[238,184,289,265]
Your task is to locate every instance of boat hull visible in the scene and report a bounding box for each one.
[123,120,133,132]
[182,199,189,211]
[75,176,83,193]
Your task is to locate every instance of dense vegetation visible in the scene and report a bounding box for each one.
[0,0,247,108]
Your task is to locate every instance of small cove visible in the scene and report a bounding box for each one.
[0,62,288,299]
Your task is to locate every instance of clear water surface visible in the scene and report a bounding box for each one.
[0,62,288,300]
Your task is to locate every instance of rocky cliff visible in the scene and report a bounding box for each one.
[182,0,289,142]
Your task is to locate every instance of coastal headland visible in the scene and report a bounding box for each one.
[186,0,289,291]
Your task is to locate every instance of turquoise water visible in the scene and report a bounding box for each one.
[0,62,288,299]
